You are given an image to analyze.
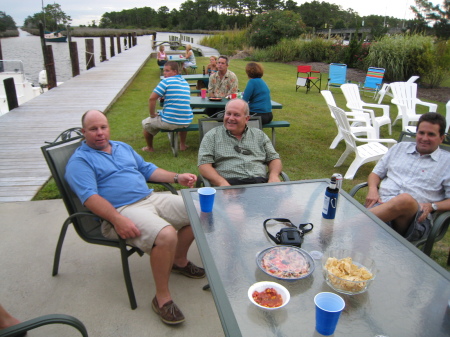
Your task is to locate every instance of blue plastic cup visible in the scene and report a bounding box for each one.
[198,187,216,213]
[314,292,345,336]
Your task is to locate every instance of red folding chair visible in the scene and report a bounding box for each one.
[296,65,322,93]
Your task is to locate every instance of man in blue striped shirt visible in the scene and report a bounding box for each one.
[142,61,193,152]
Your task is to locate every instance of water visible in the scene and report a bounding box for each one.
[0,30,209,86]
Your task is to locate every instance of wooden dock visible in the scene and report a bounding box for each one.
[0,42,152,202]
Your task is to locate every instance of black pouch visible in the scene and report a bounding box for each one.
[263,218,313,248]
[278,227,303,246]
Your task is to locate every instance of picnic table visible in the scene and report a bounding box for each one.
[189,96,283,109]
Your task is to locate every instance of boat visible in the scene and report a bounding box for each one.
[44,30,67,42]
[0,60,45,116]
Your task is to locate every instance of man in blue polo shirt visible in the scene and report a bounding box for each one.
[142,61,193,152]
[66,110,203,325]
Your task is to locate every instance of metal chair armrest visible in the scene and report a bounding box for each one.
[280,171,290,181]
[196,175,212,187]
[421,211,450,256]
[148,181,178,195]
[0,314,88,337]
[349,182,368,197]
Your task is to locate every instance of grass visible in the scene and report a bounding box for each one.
[34,57,450,271]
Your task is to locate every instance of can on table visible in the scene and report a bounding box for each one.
[331,173,343,190]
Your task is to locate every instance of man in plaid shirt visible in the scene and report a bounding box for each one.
[198,99,282,186]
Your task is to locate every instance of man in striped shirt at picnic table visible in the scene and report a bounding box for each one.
[142,61,193,152]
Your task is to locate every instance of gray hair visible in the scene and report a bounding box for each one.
[225,98,249,116]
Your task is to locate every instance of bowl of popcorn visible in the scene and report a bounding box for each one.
[322,249,376,295]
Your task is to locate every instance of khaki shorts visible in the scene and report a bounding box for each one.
[101,193,190,254]
[142,116,187,136]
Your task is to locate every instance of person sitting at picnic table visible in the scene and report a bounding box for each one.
[365,112,450,241]
[243,62,273,124]
[65,110,204,325]
[197,56,219,90]
[205,55,239,117]
[157,45,167,66]
[182,44,196,75]
[142,61,193,152]
[206,56,218,75]
[198,99,282,186]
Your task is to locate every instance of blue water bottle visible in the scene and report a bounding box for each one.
[322,177,339,219]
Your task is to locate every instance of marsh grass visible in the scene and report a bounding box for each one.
[34,57,450,271]
[199,30,248,56]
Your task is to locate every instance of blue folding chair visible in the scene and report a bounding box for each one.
[327,63,347,90]
[361,67,385,97]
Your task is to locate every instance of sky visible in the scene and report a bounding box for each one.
[1,0,441,27]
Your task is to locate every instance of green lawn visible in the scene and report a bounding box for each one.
[36,56,450,271]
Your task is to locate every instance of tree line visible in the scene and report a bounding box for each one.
[0,11,16,32]
[96,0,449,38]
[96,0,407,31]
[1,0,448,38]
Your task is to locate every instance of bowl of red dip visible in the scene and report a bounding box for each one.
[248,281,290,310]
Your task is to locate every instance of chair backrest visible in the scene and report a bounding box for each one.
[321,90,338,119]
[328,63,347,86]
[390,82,418,113]
[363,67,385,91]
[198,116,263,141]
[297,65,312,74]
[329,104,357,150]
[341,83,363,109]
[406,75,420,83]
[41,137,110,244]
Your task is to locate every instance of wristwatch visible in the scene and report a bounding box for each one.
[431,202,438,212]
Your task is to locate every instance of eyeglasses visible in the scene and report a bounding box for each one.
[234,145,252,155]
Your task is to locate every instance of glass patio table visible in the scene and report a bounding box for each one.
[181,179,450,337]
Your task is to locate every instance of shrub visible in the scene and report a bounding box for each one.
[199,29,247,55]
[419,40,450,88]
[327,43,347,63]
[364,34,448,84]
[301,38,334,62]
[246,10,305,49]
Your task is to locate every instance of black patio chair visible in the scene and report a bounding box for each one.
[0,314,88,337]
[41,134,177,310]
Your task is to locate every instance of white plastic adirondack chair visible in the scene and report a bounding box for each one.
[329,104,397,180]
[341,83,391,138]
[390,82,438,133]
[321,90,376,149]
[375,76,420,104]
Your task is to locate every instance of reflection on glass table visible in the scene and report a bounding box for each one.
[181,179,450,337]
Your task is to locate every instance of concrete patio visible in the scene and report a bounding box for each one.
[0,199,224,336]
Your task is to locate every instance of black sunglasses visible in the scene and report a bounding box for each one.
[234,145,252,155]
